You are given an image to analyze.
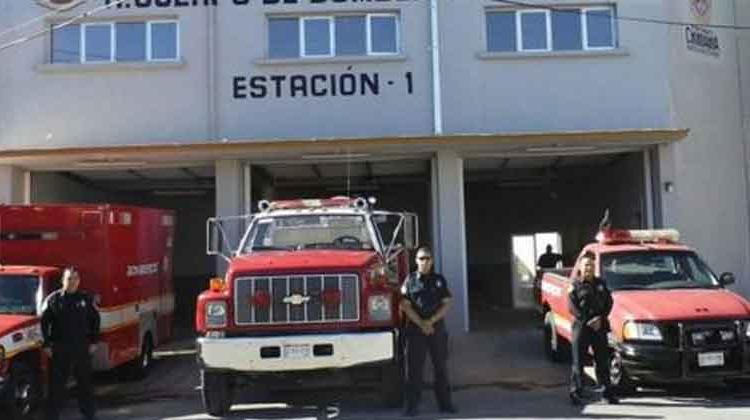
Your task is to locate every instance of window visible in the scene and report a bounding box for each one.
[51,20,179,64]
[268,13,399,59]
[486,6,616,53]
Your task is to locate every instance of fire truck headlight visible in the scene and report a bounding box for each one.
[206,301,227,328]
[623,321,663,342]
[368,295,392,321]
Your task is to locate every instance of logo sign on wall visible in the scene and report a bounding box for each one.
[36,0,81,10]
[690,0,712,21]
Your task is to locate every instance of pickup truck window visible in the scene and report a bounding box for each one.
[0,275,40,315]
[243,215,374,253]
[601,251,718,290]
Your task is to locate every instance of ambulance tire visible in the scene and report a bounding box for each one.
[201,370,233,417]
[543,312,565,363]
[126,334,154,380]
[381,360,404,408]
[6,361,41,420]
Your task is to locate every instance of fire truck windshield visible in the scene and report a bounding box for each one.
[600,251,719,291]
[243,214,374,253]
[0,275,40,315]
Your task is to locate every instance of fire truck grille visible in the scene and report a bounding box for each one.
[234,274,360,325]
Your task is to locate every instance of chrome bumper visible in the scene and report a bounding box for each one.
[197,331,395,372]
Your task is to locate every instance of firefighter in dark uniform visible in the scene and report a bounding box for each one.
[568,252,618,405]
[41,267,101,420]
[399,245,457,417]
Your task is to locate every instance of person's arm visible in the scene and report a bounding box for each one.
[427,297,452,325]
[400,299,425,326]
[568,285,583,321]
[40,295,55,348]
[87,295,101,344]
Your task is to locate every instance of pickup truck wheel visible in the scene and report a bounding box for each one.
[543,313,565,363]
[201,370,233,417]
[381,362,404,408]
[6,361,41,420]
[609,350,636,395]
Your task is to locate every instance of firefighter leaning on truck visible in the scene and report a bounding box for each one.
[41,267,101,420]
[568,252,618,406]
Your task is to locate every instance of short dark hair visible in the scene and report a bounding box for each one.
[581,251,596,261]
[416,245,432,256]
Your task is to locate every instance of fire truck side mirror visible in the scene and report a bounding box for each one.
[206,218,230,262]
[403,214,418,249]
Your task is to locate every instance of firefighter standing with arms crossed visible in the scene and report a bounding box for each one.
[41,267,101,420]
[399,245,457,417]
[568,252,619,405]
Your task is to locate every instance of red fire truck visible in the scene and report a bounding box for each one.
[195,197,417,416]
[539,228,750,392]
[0,204,175,419]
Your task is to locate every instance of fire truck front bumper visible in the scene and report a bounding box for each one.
[196,331,395,373]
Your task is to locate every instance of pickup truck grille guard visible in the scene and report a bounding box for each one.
[234,274,360,325]
[675,320,749,377]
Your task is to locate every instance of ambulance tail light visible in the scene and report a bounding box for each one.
[596,229,680,245]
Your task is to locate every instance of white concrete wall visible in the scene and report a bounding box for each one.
[661,0,750,297]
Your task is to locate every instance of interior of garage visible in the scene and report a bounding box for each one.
[464,152,648,329]
[30,167,215,328]
[250,158,433,253]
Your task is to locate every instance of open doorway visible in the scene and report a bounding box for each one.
[511,232,562,309]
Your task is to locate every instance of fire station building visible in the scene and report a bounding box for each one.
[1,0,750,332]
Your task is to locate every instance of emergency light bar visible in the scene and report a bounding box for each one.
[257,196,374,212]
[596,229,680,244]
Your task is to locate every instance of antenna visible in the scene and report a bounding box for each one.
[598,208,611,231]
[346,148,351,198]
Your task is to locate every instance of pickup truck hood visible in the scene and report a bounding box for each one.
[229,250,378,274]
[613,289,750,321]
[0,314,38,338]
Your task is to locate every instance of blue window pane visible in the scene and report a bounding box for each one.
[304,18,331,56]
[486,11,516,52]
[269,18,299,59]
[116,23,146,62]
[85,25,111,62]
[151,22,178,60]
[370,16,397,54]
[52,24,80,63]
[552,9,582,50]
[587,9,614,48]
[521,12,547,50]
[335,16,366,56]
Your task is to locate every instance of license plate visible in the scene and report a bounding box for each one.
[698,351,724,367]
[283,344,311,360]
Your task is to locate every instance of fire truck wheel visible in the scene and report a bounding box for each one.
[609,350,636,395]
[543,313,565,363]
[7,361,41,420]
[201,370,233,417]
[380,362,404,408]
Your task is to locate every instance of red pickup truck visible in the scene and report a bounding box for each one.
[195,197,417,416]
[539,229,750,391]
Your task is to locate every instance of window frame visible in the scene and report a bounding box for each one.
[582,6,616,51]
[147,20,180,62]
[486,5,617,54]
[300,16,335,58]
[81,22,114,63]
[516,9,551,52]
[366,13,400,56]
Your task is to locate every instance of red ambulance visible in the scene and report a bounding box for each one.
[0,204,175,419]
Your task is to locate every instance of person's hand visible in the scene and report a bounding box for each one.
[88,343,98,355]
[420,320,435,336]
[587,316,602,331]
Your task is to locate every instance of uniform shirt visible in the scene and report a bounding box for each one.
[568,278,613,330]
[41,290,100,350]
[401,271,452,323]
[537,252,563,269]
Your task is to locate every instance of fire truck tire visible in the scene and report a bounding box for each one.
[6,361,41,420]
[201,370,233,417]
[543,313,565,363]
[380,361,404,408]
[609,350,636,395]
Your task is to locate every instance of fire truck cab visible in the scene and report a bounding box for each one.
[196,197,417,416]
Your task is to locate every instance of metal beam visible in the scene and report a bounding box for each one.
[180,167,202,180]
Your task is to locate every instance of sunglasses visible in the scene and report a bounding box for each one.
[417,256,432,261]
